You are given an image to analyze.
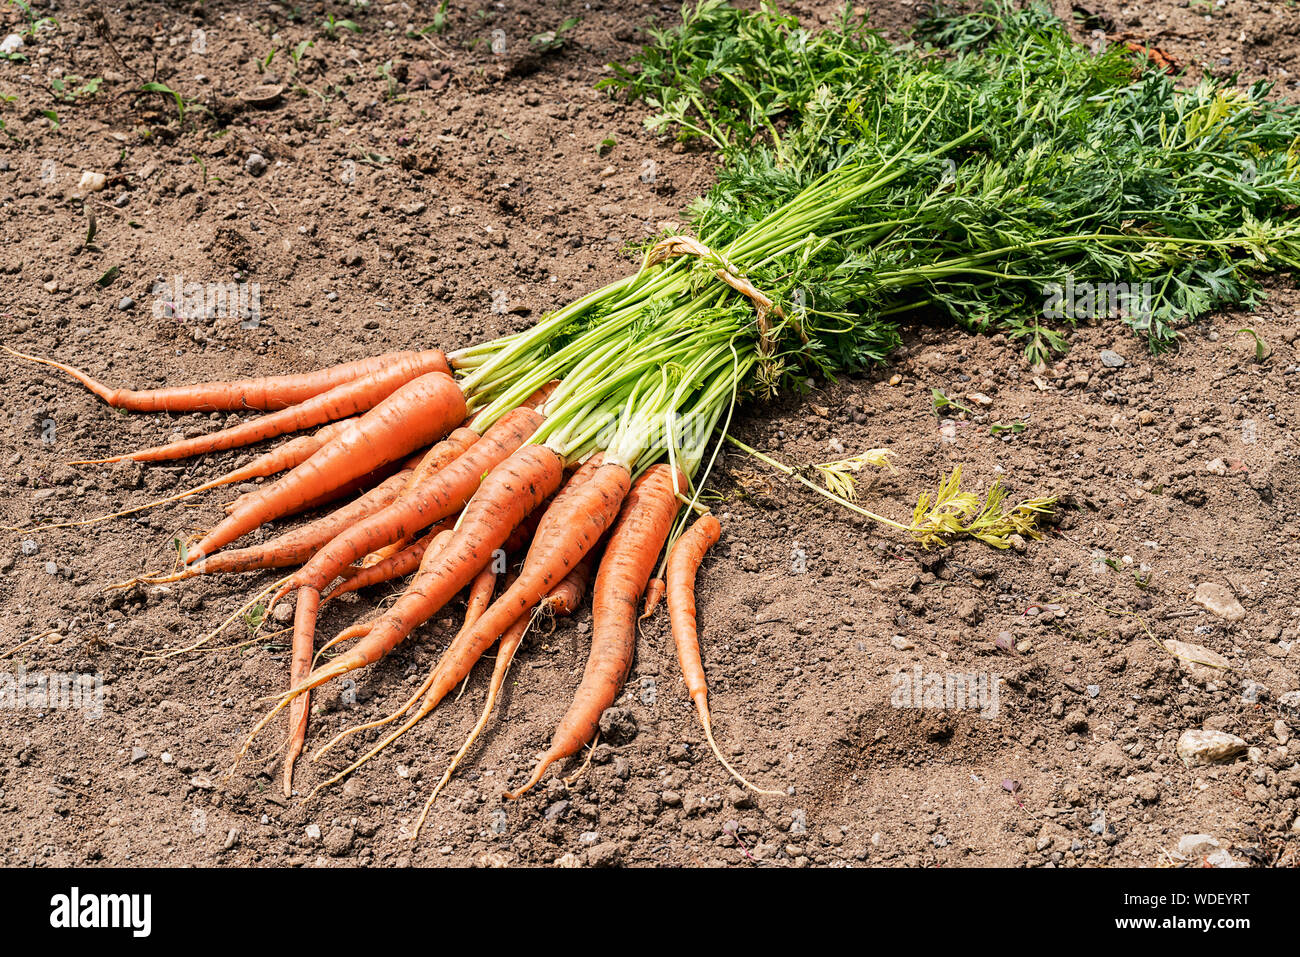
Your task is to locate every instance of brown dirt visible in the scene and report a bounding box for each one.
[1,0,1298,868]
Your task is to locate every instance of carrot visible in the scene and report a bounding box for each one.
[320,518,453,605]
[284,587,320,795]
[188,371,465,562]
[506,464,682,799]
[272,408,539,610]
[69,353,451,466]
[639,578,666,621]
[126,465,419,588]
[411,559,590,840]
[666,513,780,795]
[230,444,565,772]
[24,417,361,533]
[318,457,629,791]
[308,560,503,780]
[4,344,449,412]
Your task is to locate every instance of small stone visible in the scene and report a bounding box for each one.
[586,842,622,867]
[1205,848,1247,868]
[1205,458,1228,476]
[304,824,322,842]
[245,152,268,176]
[1193,582,1245,621]
[324,826,354,856]
[223,828,240,851]
[160,752,173,765]
[130,747,148,764]
[890,635,915,651]
[43,561,58,575]
[21,540,38,556]
[118,297,135,311]
[1273,720,1290,745]
[0,33,24,55]
[1177,729,1247,767]
[77,171,107,193]
[965,392,993,407]
[1099,349,1125,368]
[1163,638,1232,685]
[272,602,294,624]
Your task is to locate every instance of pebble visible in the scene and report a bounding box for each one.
[130,747,148,764]
[1099,349,1125,368]
[1177,729,1247,767]
[272,602,294,624]
[160,752,173,765]
[223,828,240,851]
[890,635,915,651]
[246,152,269,176]
[118,297,135,311]
[21,540,38,556]
[43,561,58,575]
[304,824,322,842]
[0,33,23,55]
[1162,638,1231,685]
[77,171,107,193]
[1193,582,1245,621]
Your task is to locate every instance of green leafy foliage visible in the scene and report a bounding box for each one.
[601,0,1300,363]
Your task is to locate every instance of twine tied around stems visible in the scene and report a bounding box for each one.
[644,234,800,356]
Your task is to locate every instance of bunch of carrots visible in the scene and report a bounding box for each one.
[7,331,785,829]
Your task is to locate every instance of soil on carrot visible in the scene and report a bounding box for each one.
[1,0,1298,868]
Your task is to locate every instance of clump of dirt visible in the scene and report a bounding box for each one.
[0,0,1297,868]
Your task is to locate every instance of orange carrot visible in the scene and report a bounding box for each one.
[320,518,453,604]
[70,353,451,465]
[666,513,779,795]
[135,466,419,585]
[507,464,682,798]
[4,345,449,412]
[308,558,500,773]
[284,587,320,795]
[273,408,539,610]
[230,444,566,770]
[412,559,590,839]
[639,578,666,621]
[188,371,465,561]
[22,416,361,532]
[319,458,628,788]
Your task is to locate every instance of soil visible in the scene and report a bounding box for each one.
[1,0,1298,869]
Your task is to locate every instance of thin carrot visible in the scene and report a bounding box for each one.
[309,559,501,773]
[506,464,682,799]
[69,353,451,466]
[639,578,666,621]
[316,457,629,791]
[667,513,780,795]
[188,371,465,562]
[411,559,590,839]
[230,444,565,773]
[320,521,450,604]
[22,417,359,532]
[119,462,418,587]
[283,587,319,795]
[4,344,449,412]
